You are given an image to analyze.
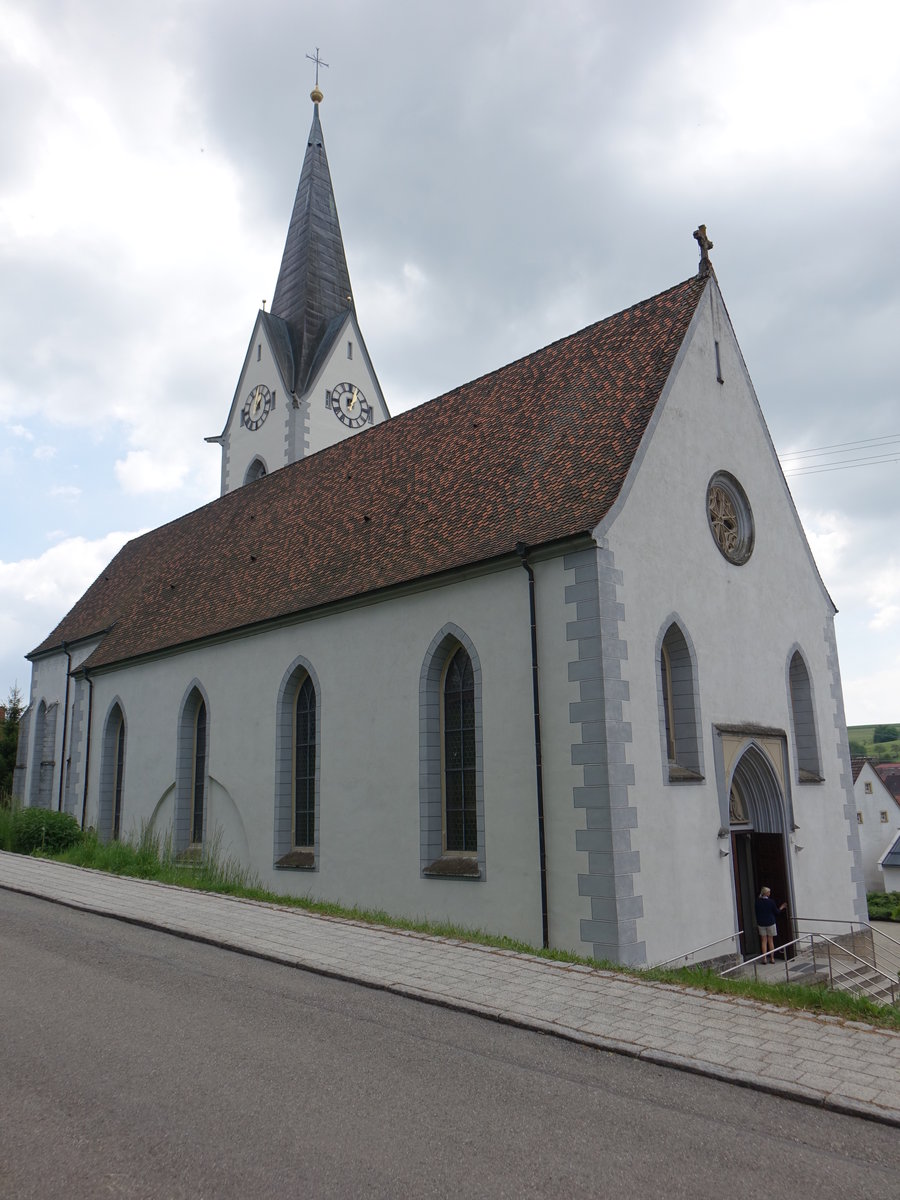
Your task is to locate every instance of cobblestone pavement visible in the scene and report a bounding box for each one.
[3,852,899,1126]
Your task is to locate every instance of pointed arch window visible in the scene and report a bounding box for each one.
[99,702,126,841]
[175,685,209,854]
[443,647,477,853]
[274,659,320,869]
[191,701,207,844]
[244,457,267,485]
[293,674,316,849]
[29,699,57,810]
[420,627,485,879]
[788,650,822,782]
[658,621,703,783]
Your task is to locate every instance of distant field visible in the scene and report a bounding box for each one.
[848,723,900,761]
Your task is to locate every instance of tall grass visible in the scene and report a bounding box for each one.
[52,822,260,894]
[9,814,900,1032]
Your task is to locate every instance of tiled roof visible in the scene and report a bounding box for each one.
[31,274,708,671]
[882,830,900,869]
[851,757,867,783]
[874,764,900,805]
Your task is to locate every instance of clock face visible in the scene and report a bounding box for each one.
[242,384,272,431]
[327,382,372,429]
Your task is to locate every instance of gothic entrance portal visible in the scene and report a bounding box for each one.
[728,744,793,960]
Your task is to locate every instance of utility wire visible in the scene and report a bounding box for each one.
[779,433,900,478]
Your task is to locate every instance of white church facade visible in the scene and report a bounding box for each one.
[14,92,867,968]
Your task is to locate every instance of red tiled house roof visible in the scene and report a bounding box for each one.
[31,275,708,671]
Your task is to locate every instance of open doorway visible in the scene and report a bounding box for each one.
[729,743,793,960]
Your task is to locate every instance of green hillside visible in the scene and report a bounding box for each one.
[847,723,900,761]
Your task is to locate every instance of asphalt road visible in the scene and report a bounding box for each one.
[2,891,898,1199]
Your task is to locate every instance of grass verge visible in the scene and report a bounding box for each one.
[19,829,900,1032]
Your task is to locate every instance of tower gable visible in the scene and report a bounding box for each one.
[211,312,293,496]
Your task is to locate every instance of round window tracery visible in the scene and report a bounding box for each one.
[707,472,754,564]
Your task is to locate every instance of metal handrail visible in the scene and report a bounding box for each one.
[718,938,805,978]
[793,916,900,950]
[651,931,743,970]
[720,931,898,1004]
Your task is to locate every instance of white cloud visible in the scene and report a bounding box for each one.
[114,448,192,495]
[7,424,33,440]
[797,509,851,582]
[867,562,900,632]
[49,484,80,500]
[33,444,56,460]
[0,530,142,688]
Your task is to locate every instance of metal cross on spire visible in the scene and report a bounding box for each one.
[306,47,329,87]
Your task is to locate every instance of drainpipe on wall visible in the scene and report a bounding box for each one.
[57,643,72,812]
[80,669,94,831]
[516,542,549,949]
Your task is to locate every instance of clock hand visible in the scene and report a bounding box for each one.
[252,387,263,416]
[347,386,358,412]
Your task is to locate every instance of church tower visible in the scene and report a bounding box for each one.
[208,81,389,495]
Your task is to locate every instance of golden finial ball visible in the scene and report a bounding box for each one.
[310,85,324,103]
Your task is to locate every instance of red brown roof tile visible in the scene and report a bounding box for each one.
[31,275,708,671]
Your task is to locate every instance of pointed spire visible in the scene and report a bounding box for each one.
[270,92,353,392]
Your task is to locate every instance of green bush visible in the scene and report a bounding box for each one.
[867,891,900,922]
[873,725,899,744]
[11,808,83,855]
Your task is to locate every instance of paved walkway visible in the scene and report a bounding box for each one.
[3,852,899,1126]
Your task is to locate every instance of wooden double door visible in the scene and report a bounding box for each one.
[731,831,793,960]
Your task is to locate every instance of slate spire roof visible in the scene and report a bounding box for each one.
[31,274,709,671]
[269,99,353,393]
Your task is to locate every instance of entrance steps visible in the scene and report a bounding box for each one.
[728,926,900,1007]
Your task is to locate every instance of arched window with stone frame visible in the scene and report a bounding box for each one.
[98,699,127,842]
[244,457,268,485]
[274,657,321,870]
[419,625,485,879]
[656,619,704,783]
[175,683,210,855]
[787,648,822,782]
[29,699,58,810]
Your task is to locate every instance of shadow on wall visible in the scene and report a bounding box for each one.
[146,777,251,867]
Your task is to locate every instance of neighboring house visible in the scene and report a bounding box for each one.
[851,758,900,891]
[13,89,867,968]
[873,763,900,806]
[879,831,900,892]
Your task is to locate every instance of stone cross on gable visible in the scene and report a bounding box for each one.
[693,224,714,278]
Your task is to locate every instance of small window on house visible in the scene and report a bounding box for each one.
[257,344,261,362]
[881,811,889,823]
[347,341,353,360]
[865,781,873,794]
[857,812,864,824]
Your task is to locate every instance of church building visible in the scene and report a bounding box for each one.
[14,86,866,967]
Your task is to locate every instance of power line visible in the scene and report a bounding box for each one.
[778,433,900,478]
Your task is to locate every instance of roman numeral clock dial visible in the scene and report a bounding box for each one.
[242,384,272,431]
[327,382,372,429]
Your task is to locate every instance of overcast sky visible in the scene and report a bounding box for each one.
[1,0,898,723]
